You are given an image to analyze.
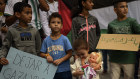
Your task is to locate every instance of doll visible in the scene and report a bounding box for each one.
[88,52,102,70]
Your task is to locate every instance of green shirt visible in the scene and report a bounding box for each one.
[108,17,140,64]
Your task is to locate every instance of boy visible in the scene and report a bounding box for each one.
[0,2,41,65]
[108,0,140,79]
[4,0,49,29]
[40,12,72,79]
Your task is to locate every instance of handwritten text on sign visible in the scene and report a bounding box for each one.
[0,47,57,79]
[96,34,140,51]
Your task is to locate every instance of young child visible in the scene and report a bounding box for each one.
[71,0,101,53]
[0,2,41,65]
[71,39,103,79]
[108,1,140,79]
[40,12,72,79]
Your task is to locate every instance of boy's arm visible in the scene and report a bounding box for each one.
[38,0,49,11]
[35,30,41,55]
[132,19,140,34]
[53,49,72,65]
[5,15,17,26]
[0,30,12,58]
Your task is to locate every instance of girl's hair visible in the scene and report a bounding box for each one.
[73,39,89,51]
[48,12,63,25]
[71,0,87,18]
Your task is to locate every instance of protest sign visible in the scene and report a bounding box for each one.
[96,34,140,51]
[0,47,57,79]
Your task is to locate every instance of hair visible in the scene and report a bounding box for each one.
[90,52,102,63]
[113,0,127,8]
[13,2,31,13]
[4,0,7,3]
[71,0,87,18]
[48,12,63,25]
[73,39,89,51]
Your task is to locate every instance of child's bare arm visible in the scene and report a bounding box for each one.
[53,49,72,65]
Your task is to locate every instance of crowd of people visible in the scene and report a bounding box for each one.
[0,0,140,79]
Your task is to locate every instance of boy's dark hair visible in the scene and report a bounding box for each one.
[73,39,89,51]
[13,2,31,13]
[113,0,127,8]
[4,0,7,3]
[48,12,63,25]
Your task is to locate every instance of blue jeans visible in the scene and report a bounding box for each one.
[53,71,72,79]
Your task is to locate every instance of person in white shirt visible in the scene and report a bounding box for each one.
[4,0,49,29]
[39,0,58,37]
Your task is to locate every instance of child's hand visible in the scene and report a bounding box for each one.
[0,57,9,65]
[93,63,101,70]
[53,58,63,66]
[75,68,84,76]
[1,27,8,33]
[46,55,53,63]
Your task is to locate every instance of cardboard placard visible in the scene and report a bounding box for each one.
[96,34,140,51]
[0,47,57,79]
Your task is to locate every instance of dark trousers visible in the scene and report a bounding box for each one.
[102,50,108,71]
[53,71,72,79]
[134,50,140,79]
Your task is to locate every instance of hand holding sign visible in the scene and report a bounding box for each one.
[0,47,58,79]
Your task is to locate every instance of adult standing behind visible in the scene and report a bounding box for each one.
[39,0,58,37]
[108,1,140,79]
[4,0,49,29]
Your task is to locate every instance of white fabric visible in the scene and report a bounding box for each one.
[39,1,58,36]
[89,1,140,29]
[4,0,41,29]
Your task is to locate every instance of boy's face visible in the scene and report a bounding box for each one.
[83,0,94,10]
[76,49,89,59]
[114,2,128,18]
[0,0,6,13]
[49,17,62,33]
[16,7,32,23]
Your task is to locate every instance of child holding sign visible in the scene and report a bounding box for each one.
[108,0,140,79]
[40,12,72,79]
[0,2,41,65]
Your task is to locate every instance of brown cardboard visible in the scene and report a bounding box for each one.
[96,34,140,51]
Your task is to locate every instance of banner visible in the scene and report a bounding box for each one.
[96,34,140,51]
[0,47,57,79]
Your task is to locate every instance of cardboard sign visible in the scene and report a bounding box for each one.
[96,34,140,51]
[0,47,57,79]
